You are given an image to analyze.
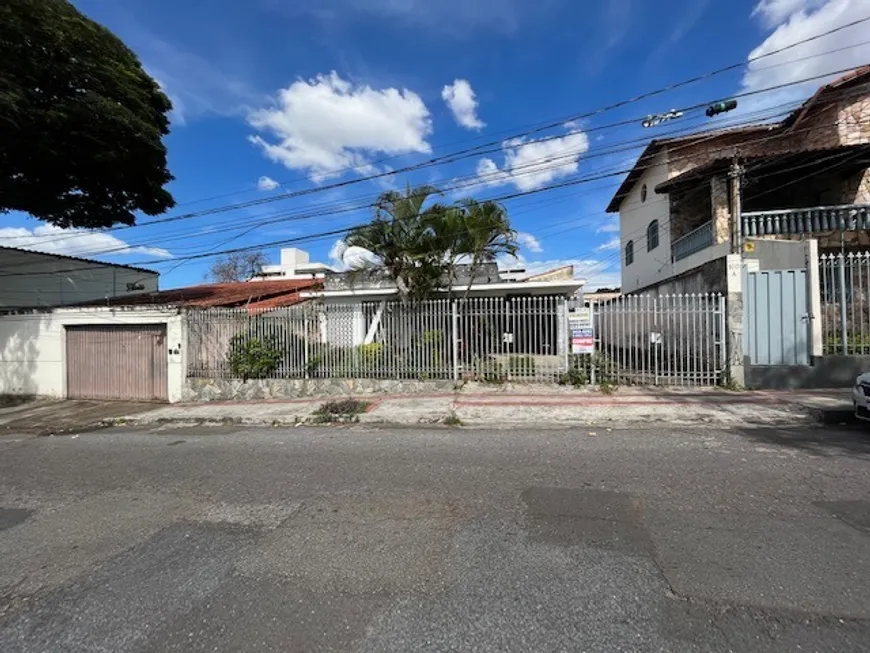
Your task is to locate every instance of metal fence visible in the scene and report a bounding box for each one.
[574,293,727,386]
[820,252,870,355]
[186,296,568,383]
[186,294,726,386]
[672,220,713,262]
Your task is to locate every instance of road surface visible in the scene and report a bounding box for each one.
[1,423,869,652]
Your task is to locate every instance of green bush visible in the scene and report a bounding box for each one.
[559,366,589,388]
[227,335,282,381]
[357,343,385,368]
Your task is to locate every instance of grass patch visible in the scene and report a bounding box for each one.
[311,398,372,424]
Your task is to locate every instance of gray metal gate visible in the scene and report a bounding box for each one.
[66,324,168,401]
[743,269,809,365]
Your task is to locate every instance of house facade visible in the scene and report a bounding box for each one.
[0,246,159,309]
[608,66,870,295]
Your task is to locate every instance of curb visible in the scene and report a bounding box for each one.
[805,406,856,426]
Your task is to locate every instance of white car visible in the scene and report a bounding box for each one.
[853,373,870,422]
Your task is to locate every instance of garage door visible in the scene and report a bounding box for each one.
[66,325,168,402]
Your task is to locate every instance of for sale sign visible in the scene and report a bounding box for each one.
[568,309,594,355]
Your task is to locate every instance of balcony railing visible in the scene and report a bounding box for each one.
[672,220,713,262]
[742,204,870,237]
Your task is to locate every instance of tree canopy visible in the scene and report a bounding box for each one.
[344,185,518,301]
[208,251,269,283]
[0,0,175,229]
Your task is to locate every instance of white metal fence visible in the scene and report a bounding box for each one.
[186,293,727,386]
[578,293,727,386]
[186,297,568,383]
[820,252,870,355]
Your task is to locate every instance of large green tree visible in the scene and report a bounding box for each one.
[0,0,175,228]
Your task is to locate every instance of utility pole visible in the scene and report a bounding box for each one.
[729,151,744,255]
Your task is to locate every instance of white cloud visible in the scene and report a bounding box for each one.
[752,0,824,27]
[248,72,432,182]
[328,239,380,270]
[442,79,485,130]
[0,225,172,259]
[597,217,620,233]
[596,237,620,252]
[474,126,591,192]
[742,0,870,107]
[516,232,543,253]
[257,176,280,191]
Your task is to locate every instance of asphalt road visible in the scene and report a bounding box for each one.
[1,422,869,652]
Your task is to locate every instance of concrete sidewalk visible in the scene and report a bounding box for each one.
[113,387,858,429]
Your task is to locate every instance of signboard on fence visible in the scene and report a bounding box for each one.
[568,308,595,355]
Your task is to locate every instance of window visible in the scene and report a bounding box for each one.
[647,220,659,251]
[625,240,634,266]
[641,184,648,203]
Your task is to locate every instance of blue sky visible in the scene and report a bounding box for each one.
[2,0,869,289]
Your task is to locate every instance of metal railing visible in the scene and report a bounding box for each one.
[820,252,870,355]
[186,297,569,383]
[578,293,726,386]
[672,220,714,262]
[186,294,727,387]
[742,204,870,237]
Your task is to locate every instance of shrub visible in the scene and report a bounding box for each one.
[559,366,589,388]
[357,343,385,369]
[227,335,282,381]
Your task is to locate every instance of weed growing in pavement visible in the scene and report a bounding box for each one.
[310,398,371,424]
[443,411,462,426]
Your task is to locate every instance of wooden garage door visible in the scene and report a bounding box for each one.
[66,325,168,402]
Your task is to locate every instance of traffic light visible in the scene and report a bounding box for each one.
[706,100,737,117]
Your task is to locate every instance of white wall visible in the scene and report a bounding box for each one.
[0,307,185,402]
[618,150,672,293]
[0,249,159,308]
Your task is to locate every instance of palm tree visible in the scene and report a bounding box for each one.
[455,199,518,297]
[344,187,519,302]
[345,184,445,302]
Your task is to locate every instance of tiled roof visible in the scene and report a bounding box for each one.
[654,144,870,194]
[74,279,321,309]
[605,125,772,213]
[606,65,870,213]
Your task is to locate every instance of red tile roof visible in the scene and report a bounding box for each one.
[75,279,321,310]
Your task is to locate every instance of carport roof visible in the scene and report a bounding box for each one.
[73,278,321,310]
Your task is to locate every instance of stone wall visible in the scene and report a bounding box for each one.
[184,377,460,402]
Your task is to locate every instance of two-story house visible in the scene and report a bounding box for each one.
[608,65,870,295]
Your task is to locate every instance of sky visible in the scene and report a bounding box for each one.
[2,0,869,290]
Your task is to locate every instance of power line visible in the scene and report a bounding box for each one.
[3,85,845,268]
[4,105,868,282]
[5,25,869,252]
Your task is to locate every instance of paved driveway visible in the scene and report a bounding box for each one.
[0,397,157,435]
[1,423,869,651]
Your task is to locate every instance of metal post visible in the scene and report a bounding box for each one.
[839,252,848,354]
[718,294,727,377]
[451,300,460,381]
